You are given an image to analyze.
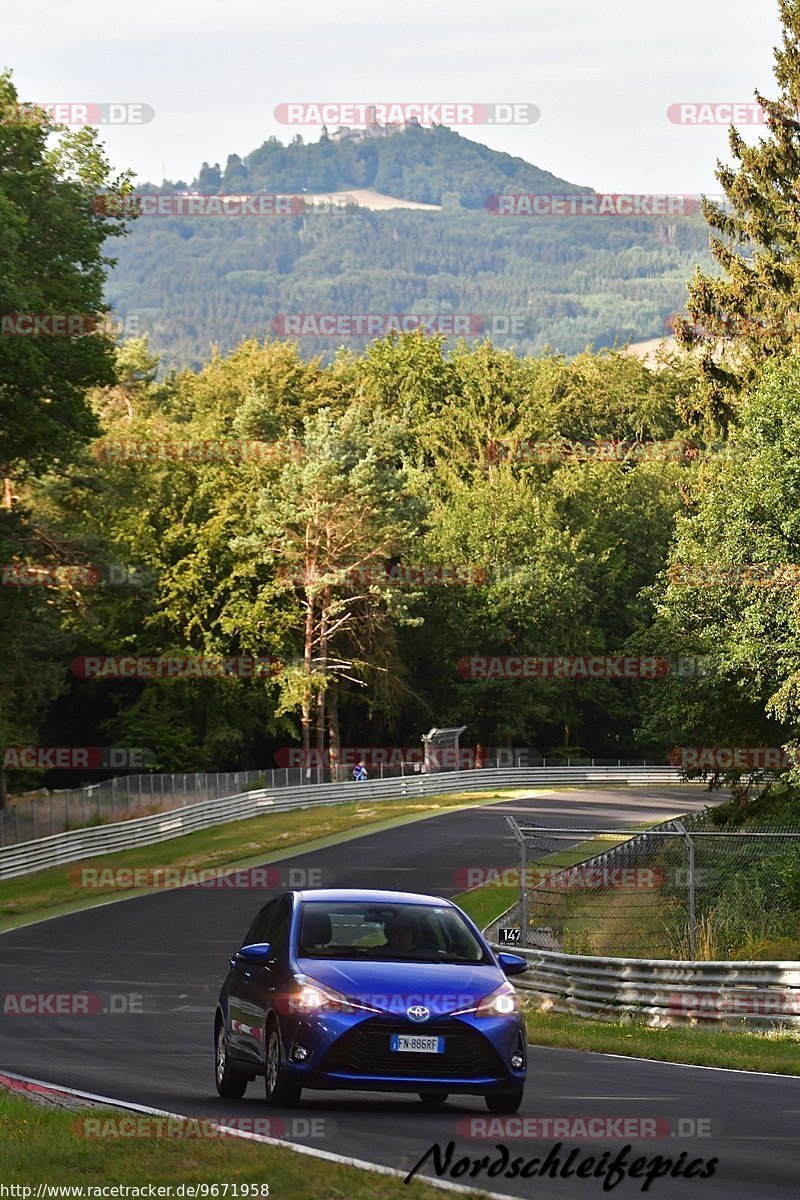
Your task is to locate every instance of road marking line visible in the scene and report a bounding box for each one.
[0,1069,513,1199]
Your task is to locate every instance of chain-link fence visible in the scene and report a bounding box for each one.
[0,770,260,847]
[498,814,800,961]
[0,755,665,847]
[0,760,439,847]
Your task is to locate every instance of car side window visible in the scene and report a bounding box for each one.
[245,899,278,945]
[267,900,292,960]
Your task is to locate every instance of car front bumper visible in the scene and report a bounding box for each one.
[279,1009,527,1094]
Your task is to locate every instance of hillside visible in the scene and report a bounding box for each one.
[176,123,593,209]
[107,126,714,370]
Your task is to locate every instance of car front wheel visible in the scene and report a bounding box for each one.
[215,1021,248,1098]
[485,1086,524,1114]
[264,1023,302,1107]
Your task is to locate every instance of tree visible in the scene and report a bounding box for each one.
[195,162,221,191]
[0,72,131,477]
[232,405,424,774]
[223,153,249,191]
[0,71,131,804]
[413,454,686,756]
[638,354,800,786]
[674,0,800,426]
[0,508,70,805]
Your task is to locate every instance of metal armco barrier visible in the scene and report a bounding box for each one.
[484,820,800,1027]
[488,941,800,1028]
[0,765,683,880]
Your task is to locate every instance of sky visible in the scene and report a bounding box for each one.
[2,0,786,195]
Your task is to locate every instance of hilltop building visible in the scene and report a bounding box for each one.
[323,107,422,143]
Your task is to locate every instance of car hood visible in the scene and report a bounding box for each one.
[294,957,503,1016]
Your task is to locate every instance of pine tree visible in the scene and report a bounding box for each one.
[675,0,800,427]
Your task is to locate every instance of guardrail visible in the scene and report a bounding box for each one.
[0,765,684,881]
[1,756,666,848]
[490,941,800,1028]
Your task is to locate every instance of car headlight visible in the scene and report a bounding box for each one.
[288,974,356,1015]
[475,983,519,1017]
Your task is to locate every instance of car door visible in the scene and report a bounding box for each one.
[234,897,293,1065]
[226,898,278,1059]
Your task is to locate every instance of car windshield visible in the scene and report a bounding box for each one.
[297,901,490,963]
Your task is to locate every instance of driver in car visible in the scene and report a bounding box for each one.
[379,915,423,955]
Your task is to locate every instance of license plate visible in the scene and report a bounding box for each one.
[390,1034,444,1053]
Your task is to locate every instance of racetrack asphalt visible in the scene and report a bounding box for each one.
[1,786,798,1198]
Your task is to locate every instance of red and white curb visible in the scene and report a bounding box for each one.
[0,1070,510,1199]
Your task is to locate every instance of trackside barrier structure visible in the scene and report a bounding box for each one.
[484,829,800,1028]
[503,814,800,959]
[0,755,663,847]
[0,765,683,880]
[485,939,800,1029]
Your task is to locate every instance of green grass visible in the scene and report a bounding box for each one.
[0,1091,475,1197]
[524,1009,800,1074]
[0,789,533,934]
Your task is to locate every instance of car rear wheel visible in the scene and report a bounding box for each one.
[419,1091,449,1108]
[215,1021,248,1098]
[485,1086,524,1114]
[264,1023,302,1107]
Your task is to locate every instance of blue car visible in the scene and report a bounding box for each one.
[215,888,528,1112]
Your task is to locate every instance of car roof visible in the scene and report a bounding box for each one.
[293,888,454,907]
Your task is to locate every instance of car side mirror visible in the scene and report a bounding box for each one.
[236,942,272,965]
[498,951,528,976]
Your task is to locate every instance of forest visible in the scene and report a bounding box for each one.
[3,13,800,803]
[105,124,716,371]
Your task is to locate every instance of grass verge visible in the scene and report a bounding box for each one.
[0,790,532,934]
[0,1090,472,1197]
[523,1010,800,1074]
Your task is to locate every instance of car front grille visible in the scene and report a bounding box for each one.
[322,1018,502,1079]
